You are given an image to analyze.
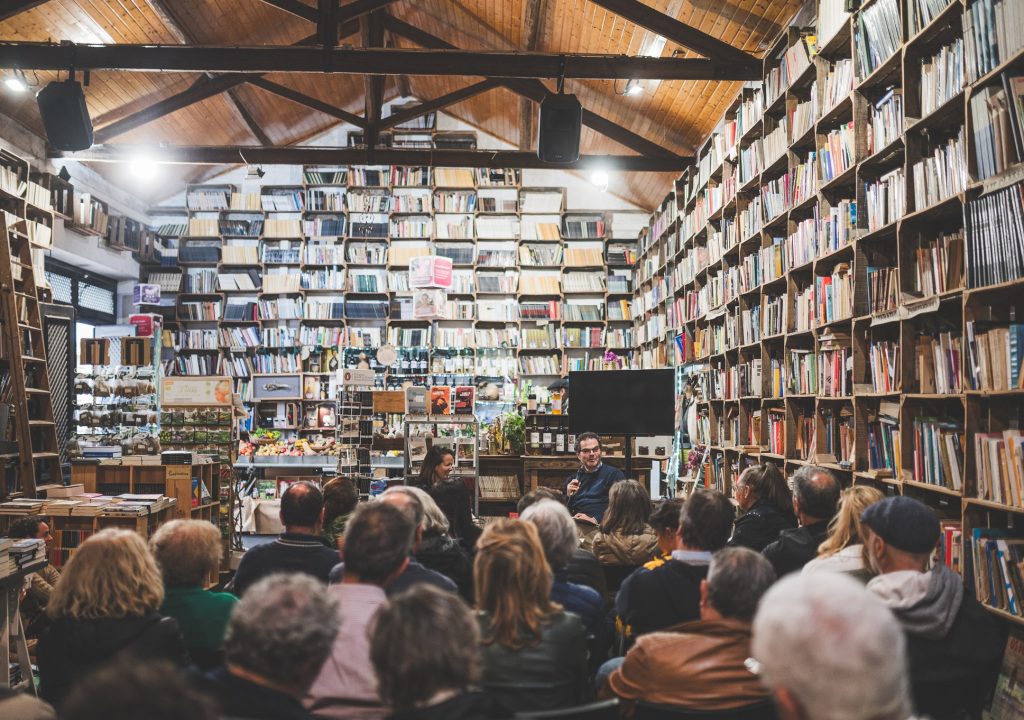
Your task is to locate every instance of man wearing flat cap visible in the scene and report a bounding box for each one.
[862,496,1005,720]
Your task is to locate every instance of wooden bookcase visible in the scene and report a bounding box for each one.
[634,0,1024,630]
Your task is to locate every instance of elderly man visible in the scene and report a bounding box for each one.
[193,574,339,720]
[862,497,1005,720]
[604,547,775,712]
[616,489,735,638]
[231,481,339,596]
[753,572,922,720]
[308,503,415,719]
[565,432,625,524]
[762,465,840,576]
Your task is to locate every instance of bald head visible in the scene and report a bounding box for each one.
[791,466,840,524]
[379,489,424,531]
[280,481,324,531]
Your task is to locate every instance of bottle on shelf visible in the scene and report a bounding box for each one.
[527,393,537,413]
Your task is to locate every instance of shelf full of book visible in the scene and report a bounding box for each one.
[629,0,1024,629]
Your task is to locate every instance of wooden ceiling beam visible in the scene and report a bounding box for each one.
[318,0,338,48]
[519,0,550,151]
[377,79,498,131]
[0,42,760,80]
[247,77,365,127]
[587,0,761,71]
[227,88,272,144]
[0,0,48,23]
[382,15,687,159]
[255,0,319,23]
[361,10,385,148]
[52,145,692,171]
[339,0,405,24]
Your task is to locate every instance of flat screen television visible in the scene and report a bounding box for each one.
[567,369,675,436]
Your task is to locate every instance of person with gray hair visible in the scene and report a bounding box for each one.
[763,465,840,577]
[192,573,340,720]
[603,547,775,713]
[521,499,605,649]
[150,519,238,669]
[392,485,473,601]
[752,572,919,720]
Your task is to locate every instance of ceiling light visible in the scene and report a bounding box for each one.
[590,170,609,190]
[4,74,27,93]
[625,80,644,96]
[129,156,158,180]
[245,164,266,180]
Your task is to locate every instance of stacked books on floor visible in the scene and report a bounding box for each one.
[4,538,46,577]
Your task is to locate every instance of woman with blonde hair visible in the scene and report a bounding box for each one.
[802,485,885,579]
[38,528,189,710]
[590,479,658,566]
[474,519,587,713]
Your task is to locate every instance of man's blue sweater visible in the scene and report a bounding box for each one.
[564,463,625,522]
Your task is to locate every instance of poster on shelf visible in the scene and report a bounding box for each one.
[341,368,376,386]
[409,255,452,288]
[133,284,161,305]
[128,313,161,338]
[161,376,232,406]
[412,289,446,320]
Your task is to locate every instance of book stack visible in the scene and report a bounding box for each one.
[917,332,962,394]
[867,402,900,473]
[854,0,901,79]
[867,266,898,314]
[974,431,1024,507]
[965,321,1024,391]
[970,81,1023,181]
[968,528,1024,619]
[966,182,1024,288]
[869,340,900,393]
[911,416,964,490]
[910,229,963,296]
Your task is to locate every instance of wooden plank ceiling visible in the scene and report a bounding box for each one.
[0,0,801,209]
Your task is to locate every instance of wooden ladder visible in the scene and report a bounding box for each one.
[0,214,61,496]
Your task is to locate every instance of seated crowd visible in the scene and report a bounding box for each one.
[3,462,1009,720]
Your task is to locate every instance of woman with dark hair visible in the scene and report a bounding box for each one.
[416,445,481,553]
[727,462,796,552]
[321,476,359,548]
[590,480,658,566]
[474,520,587,713]
[370,585,511,720]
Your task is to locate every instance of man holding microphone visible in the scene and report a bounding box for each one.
[565,432,625,525]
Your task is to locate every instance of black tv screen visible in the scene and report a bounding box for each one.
[567,369,675,436]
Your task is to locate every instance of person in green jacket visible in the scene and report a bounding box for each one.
[322,476,359,549]
[150,519,237,670]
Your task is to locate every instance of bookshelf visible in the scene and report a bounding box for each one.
[634,0,1024,628]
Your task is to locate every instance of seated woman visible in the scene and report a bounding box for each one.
[802,485,884,580]
[415,446,481,554]
[38,528,189,710]
[474,520,587,713]
[370,585,512,720]
[645,498,684,570]
[727,462,796,552]
[396,485,473,602]
[7,515,59,637]
[150,519,238,669]
[590,480,658,567]
[322,476,359,549]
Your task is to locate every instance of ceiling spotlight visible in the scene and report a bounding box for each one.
[590,170,610,190]
[129,156,158,180]
[245,164,266,180]
[4,72,27,93]
[625,80,644,96]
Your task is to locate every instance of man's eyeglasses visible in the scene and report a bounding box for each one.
[578,447,601,454]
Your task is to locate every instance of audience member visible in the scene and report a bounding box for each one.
[616,489,734,638]
[862,497,1005,720]
[753,572,919,720]
[591,480,658,566]
[802,485,884,579]
[307,502,415,718]
[645,498,684,570]
[7,515,59,636]
[329,489,459,595]
[415,446,481,552]
[727,462,796,551]
[231,481,339,596]
[518,488,606,596]
[565,432,625,524]
[0,688,55,720]
[763,466,840,576]
[150,519,238,669]
[370,585,513,720]
[194,574,339,720]
[389,485,473,601]
[62,659,217,720]
[520,499,606,646]
[321,476,359,549]
[604,547,775,712]
[38,529,189,710]
[475,519,587,713]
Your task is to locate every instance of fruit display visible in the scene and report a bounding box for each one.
[238,432,339,461]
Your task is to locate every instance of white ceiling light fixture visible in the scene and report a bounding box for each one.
[590,169,610,191]
[624,79,644,96]
[633,0,684,94]
[129,155,158,181]
[4,70,27,93]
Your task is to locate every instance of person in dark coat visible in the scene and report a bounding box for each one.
[37,529,190,711]
[762,465,840,577]
[863,497,1006,720]
[616,489,734,639]
[396,486,474,601]
[727,462,796,552]
[371,585,513,720]
[414,446,482,554]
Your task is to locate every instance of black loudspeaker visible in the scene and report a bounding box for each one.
[538,92,582,163]
[37,80,93,151]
